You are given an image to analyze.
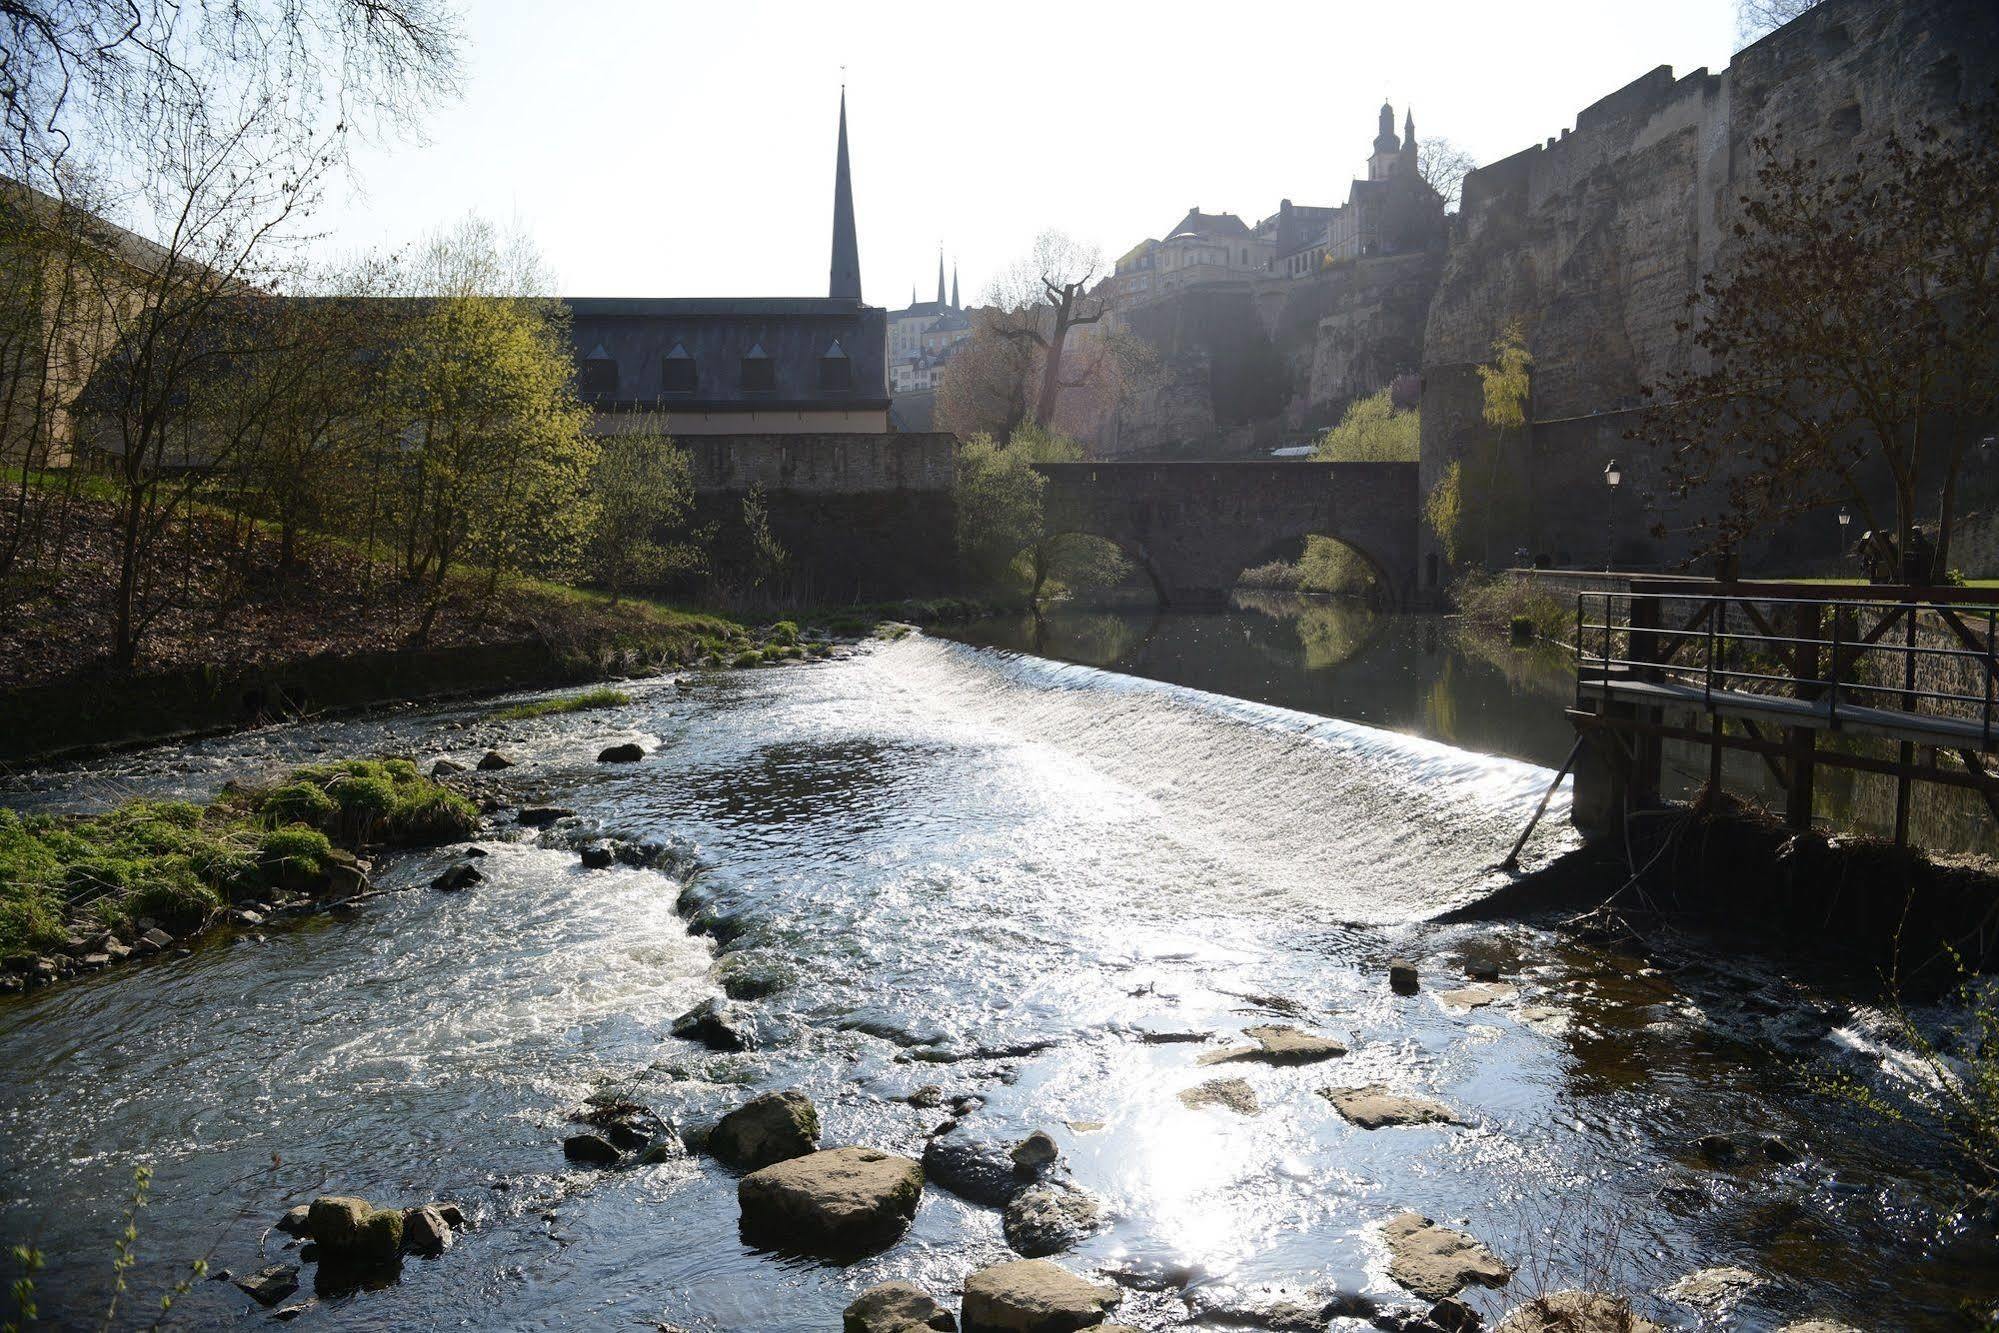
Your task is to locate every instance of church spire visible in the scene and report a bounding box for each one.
[951,259,960,309]
[936,245,946,305]
[1404,108,1416,150]
[829,87,862,301]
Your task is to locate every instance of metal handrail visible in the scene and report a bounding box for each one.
[1572,589,1999,747]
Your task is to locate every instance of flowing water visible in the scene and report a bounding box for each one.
[0,613,1992,1330]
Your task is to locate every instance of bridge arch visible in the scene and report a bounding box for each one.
[1032,460,1419,609]
[1232,530,1398,606]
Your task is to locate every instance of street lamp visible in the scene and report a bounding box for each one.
[1837,505,1850,567]
[1603,459,1622,574]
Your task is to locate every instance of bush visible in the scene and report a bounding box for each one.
[384,787,479,844]
[260,826,333,876]
[769,620,800,646]
[732,650,761,668]
[261,781,338,828]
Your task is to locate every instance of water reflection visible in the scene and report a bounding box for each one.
[945,594,1579,769]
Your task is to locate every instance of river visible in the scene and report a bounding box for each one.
[0,604,1990,1330]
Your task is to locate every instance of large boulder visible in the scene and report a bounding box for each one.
[1003,1184,1104,1258]
[923,1129,1028,1207]
[1382,1211,1511,1301]
[1496,1292,1663,1333]
[960,1260,1121,1333]
[737,1146,922,1257]
[843,1280,958,1332]
[305,1196,403,1271]
[597,742,646,763]
[710,1090,821,1171]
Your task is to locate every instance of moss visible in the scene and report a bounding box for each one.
[262,781,338,827]
[261,825,333,877]
[385,786,479,843]
[486,686,631,721]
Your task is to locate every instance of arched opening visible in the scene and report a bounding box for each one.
[1006,530,1167,609]
[1233,532,1395,608]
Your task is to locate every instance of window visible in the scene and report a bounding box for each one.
[820,339,852,392]
[662,342,696,393]
[740,342,775,392]
[579,344,618,397]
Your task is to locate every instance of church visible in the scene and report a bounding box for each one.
[1273,102,1446,277]
[565,92,891,436]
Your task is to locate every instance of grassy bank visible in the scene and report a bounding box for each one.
[0,759,476,958]
[1452,572,1573,644]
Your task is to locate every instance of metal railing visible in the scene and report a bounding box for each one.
[1573,588,1999,750]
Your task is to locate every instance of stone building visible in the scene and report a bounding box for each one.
[1271,103,1446,277]
[1112,209,1272,301]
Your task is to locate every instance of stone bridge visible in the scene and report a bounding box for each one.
[1033,460,1420,606]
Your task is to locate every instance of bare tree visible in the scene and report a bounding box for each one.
[986,232,1118,432]
[1,0,461,188]
[1417,137,1479,214]
[1737,0,1821,43]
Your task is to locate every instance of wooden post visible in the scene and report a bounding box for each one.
[1786,601,1821,831]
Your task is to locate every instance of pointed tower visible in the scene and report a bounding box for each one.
[1404,109,1416,151]
[1369,99,1402,180]
[951,260,960,309]
[936,246,946,305]
[829,88,862,301]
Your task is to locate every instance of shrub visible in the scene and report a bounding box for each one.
[127,876,220,930]
[769,620,800,646]
[261,781,338,828]
[732,651,761,668]
[385,787,479,844]
[260,826,333,876]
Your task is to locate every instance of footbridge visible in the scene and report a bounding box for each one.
[1032,460,1420,606]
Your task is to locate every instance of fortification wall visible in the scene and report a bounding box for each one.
[1417,0,1999,587]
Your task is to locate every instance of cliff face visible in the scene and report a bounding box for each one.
[1099,252,1442,458]
[1417,0,1999,582]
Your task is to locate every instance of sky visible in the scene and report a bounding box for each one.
[309,0,1743,305]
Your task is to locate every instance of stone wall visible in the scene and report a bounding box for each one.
[1418,0,1999,587]
[682,432,958,602]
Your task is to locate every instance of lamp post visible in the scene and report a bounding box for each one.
[1836,506,1850,568]
[1603,459,1622,574]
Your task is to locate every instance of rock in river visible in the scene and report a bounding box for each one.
[960,1259,1122,1333]
[1382,1211,1512,1301]
[1662,1266,1762,1313]
[1004,1183,1104,1257]
[274,1204,312,1237]
[579,843,615,869]
[843,1280,958,1332]
[233,1263,299,1306]
[737,1146,923,1257]
[1198,1024,1347,1067]
[517,806,574,827]
[401,1204,454,1256]
[563,1132,622,1167]
[476,750,513,770]
[1318,1085,1463,1130]
[1178,1077,1259,1115]
[923,1128,1026,1207]
[431,862,483,892]
[597,742,646,763]
[305,1196,403,1271]
[1496,1292,1662,1333]
[672,997,754,1052]
[1389,959,1420,995]
[1010,1130,1060,1173]
[710,1089,821,1170]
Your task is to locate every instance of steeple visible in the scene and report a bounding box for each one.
[1404,108,1416,151]
[936,246,946,305]
[1374,99,1400,155]
[951,259,960,309]
[829,88,862,301]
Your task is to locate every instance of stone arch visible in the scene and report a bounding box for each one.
[1232,529,1400,606]
[1018,529,1170,604]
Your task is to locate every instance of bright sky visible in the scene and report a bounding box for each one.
[310,0,1742,303]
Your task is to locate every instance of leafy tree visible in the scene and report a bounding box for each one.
[1427,459,1466,568]
[1634,101,1999,575]
[1476,318,1533,566]
[740,481,790,594]
[1314,389,1419,462]
[587,425,701,604]
[952,425,1125,602]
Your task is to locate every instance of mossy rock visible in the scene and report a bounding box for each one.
[306,1195,403,1269]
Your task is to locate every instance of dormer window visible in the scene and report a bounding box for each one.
[662,341,696,393]
[740,341,775,392]
[819,339,852,393]
[579,344,618,397]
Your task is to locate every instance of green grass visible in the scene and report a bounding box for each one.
[486,686,631,721]
[0,759,478,956]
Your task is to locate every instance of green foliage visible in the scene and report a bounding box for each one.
[260,826,333,876]
[741,482,790,593]
[488,686,630,721]
[731,650,761,668]
[261,781,338,827]
[1426,459,1466,567]
[1313,389,1419,462]
[1454,573,1571,642]
[5,1241,43,1331]
[769,620,800,647]
[587,431,703,602]
[1478,319,1533,432]
[953,426,1095,599]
